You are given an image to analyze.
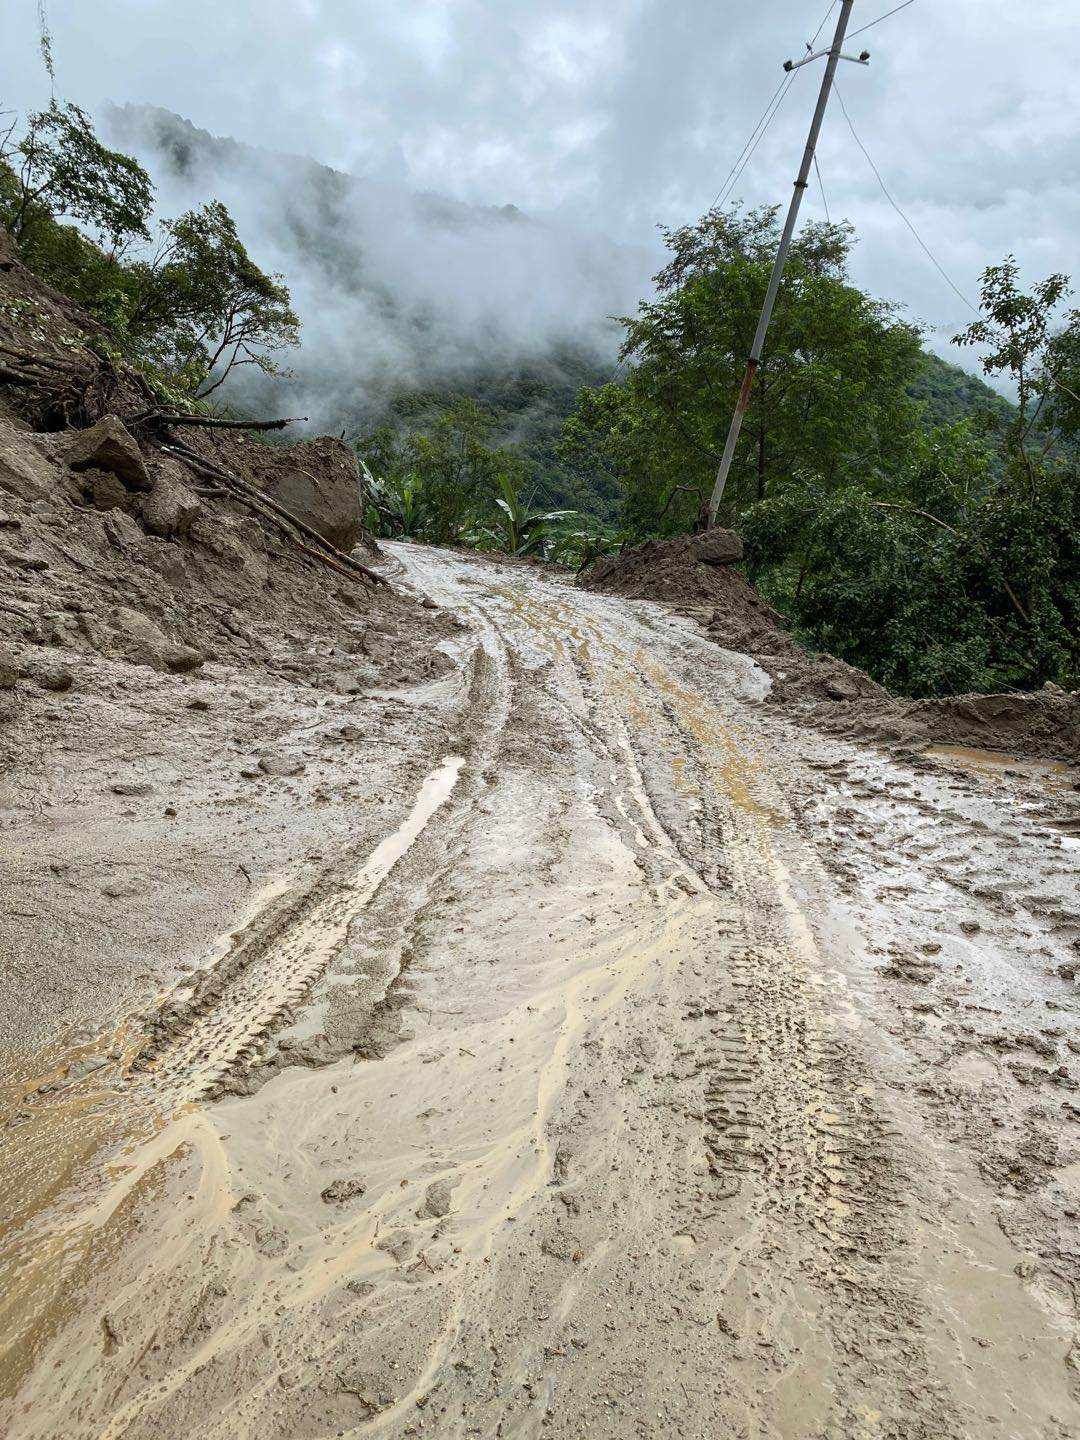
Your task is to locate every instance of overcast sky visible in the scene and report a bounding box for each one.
[3,0,1077,376]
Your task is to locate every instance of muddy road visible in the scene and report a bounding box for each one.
[3,542,1079,1439]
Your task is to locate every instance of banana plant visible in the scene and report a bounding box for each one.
[492,470,576,556]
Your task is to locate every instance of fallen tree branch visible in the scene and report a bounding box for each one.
[147,413,308,432]
[164,441,388,590]
[869,501,962,540]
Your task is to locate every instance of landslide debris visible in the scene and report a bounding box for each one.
[0,235,454,757]
[581,529,1080,762]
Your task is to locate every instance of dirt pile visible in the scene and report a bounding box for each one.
[581,531,1080,762]
[0,237,453,735]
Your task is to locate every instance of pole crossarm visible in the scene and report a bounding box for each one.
[784,47,869,70]
[707,0,862,526]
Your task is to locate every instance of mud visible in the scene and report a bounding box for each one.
[2,544,1079,1438]
[582,533,1080,763]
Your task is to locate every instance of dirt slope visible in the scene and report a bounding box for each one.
[0,242,454,1058]
[582,530,1080,763]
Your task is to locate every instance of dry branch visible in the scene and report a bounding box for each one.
[164,440,387,590]
[145,413,308,432]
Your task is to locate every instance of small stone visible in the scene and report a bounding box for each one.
[257,754,305,778]
[111,781,153,797]
[420,1178,456,1219]
[34,662,73,692]
[321,1177,368,1205]
[824,678,855,702]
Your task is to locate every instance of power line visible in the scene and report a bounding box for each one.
[710,74,793,210]
[813,152,831,223]
[834,83,980,316]
[849,0,917,40]
[835,82,1080,414]
[710,0,837,211]
[717,73,800,209]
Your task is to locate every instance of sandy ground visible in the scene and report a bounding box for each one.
[2,542,1080,1439]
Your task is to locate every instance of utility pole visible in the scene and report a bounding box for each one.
[707,0,870,525]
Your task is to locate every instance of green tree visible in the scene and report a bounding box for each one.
[123,200,300,397]
[359,399,508,545]
[0,101,153,255]
[955,257,1078,481]
[562,205,923,534]
[489,465,575,555]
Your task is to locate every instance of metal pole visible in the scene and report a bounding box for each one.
[707,0,857,526]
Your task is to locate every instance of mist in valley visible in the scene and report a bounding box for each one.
[104,104,657,436]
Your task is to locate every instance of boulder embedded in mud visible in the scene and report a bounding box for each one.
[138,461,202,538]
[101,605,203,673]
[67,416,152,492]
[249,437,362,553]
[31,660,74,692]
[691,528,743,566]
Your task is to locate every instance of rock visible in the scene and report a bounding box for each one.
[257,754,306,778]
[101,509,146,556]
[0,653,17,690]
[250,437,364,553]
[89,471,132,512]
[420,596,439,610]
[32,661,73,692]
[139,461,202,538]
[691,528,744,567]
[67,416,152,492]
[187,697,211,711]
[824,678,857,702]
[0,424,60,503]
[0,511,20,528]
[0,544,47,572]
[419,1178,456,1220]
[321,1177,367,1204]
[111,781,153,797]
[101,606,203,674]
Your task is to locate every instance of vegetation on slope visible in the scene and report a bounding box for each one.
[557,209,1079,697]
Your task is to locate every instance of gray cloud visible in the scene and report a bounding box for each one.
[3,0,1077,391]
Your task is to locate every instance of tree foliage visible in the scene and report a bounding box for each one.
[561,205,923,534]
[1,102,153,254]
[122,201,300,396]
[1,103,298,404]
[561,213,1079,697]
[359,397,578,557]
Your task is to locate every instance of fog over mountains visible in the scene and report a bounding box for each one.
[104,104,657,433]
